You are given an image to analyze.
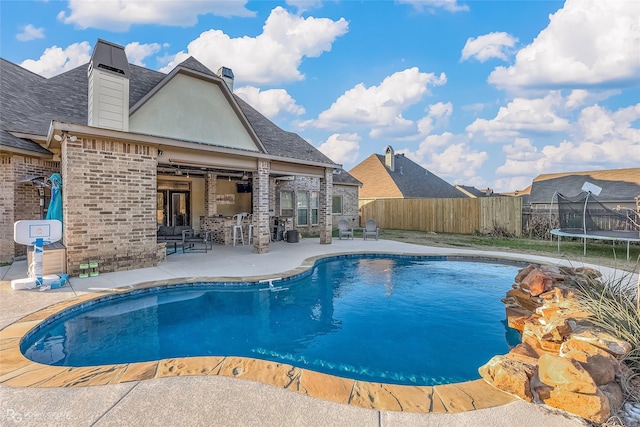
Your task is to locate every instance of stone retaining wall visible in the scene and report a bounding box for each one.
[479,264,633,424]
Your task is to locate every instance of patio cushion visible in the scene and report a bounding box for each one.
[158,226,193,241]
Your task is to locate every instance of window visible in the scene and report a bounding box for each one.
[297,191,309,226]
[310,191,319,225]
[280,191,293,216]
[332,195,343,214]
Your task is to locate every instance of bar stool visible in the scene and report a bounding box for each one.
[246,214,254,244]
[232,213,244,246]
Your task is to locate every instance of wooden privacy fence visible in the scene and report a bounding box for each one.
[359,197,523,236]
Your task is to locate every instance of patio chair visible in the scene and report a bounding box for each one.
[246,214,254,245]
[232,213,245,246]
[363,219,379,240]
[337,219,354,240]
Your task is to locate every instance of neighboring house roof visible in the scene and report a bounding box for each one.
[454,185,494,198]
[0,54,335,167]
[349,152,466,198]
[332,169,362,186]
[529,168,640,203]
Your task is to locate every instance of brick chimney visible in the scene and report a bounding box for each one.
[87,39,131,131]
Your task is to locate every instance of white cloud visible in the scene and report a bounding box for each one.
[304,67,446,138]
[466,92,570,141]
[494,104,640,183]
[317,133,361,164]
[57,0,255,31]
[16,24,45,41]
[235,86,305,119]
[488,0,640,92]
[400,132,488,183]
[20,42,91,78]
[460,32,518,62]
[426,143,488,180]
[162,7,348,85]
[417,102,452,135]
[397,0,469,13]
[572,103,640,163]
[493,177,533,193]
[124,42,163,66]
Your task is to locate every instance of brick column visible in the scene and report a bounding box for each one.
[253,159,270,253]
[319,167,333,244]
[62,137,161,275]
[0,156,15,264]
[205,173,218,216]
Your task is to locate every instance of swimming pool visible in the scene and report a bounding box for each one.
[21,255,522,386]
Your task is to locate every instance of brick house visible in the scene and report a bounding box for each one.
[349,146,467,200]
[1,39,358,273]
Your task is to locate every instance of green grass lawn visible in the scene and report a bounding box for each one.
[325,228,639,272]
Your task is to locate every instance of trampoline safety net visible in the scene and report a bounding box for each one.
[554,192,639,236]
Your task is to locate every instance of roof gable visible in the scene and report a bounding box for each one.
[130,64,261,152]
[351,153,466,199]
[349,154,402,198]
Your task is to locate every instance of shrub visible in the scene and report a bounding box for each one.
[574,271,640,402]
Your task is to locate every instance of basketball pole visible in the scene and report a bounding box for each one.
[33,237,44,287]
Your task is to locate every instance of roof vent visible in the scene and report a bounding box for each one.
[400,166,403,174]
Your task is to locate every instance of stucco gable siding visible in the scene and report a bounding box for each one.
[129,73,260,151]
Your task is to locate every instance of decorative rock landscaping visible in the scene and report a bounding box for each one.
[479,264,634,424]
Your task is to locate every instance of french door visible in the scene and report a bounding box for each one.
[157,190,190,227]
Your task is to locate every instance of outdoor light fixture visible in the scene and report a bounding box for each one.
[53,131,77,142]
[157,149,163,156]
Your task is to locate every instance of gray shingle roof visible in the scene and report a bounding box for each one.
[529,169,640,203]
[332,169,361,186]
[233,95,335,164]
[379,154,467,198]
[456,185,489,197]
[0,53,336,167]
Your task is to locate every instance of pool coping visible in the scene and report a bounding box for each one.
[0,252,522,414]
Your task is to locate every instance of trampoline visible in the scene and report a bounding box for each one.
[550,191,640,260]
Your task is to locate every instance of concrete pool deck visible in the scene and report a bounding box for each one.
[0,237,617,426]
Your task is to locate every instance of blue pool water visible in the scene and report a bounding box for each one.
[22,255,522,385]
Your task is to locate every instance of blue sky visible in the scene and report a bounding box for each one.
[2,0,639,192]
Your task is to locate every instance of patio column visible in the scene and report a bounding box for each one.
[319,167,333,244]
[253,159,270,253]
[204,173,217,216]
